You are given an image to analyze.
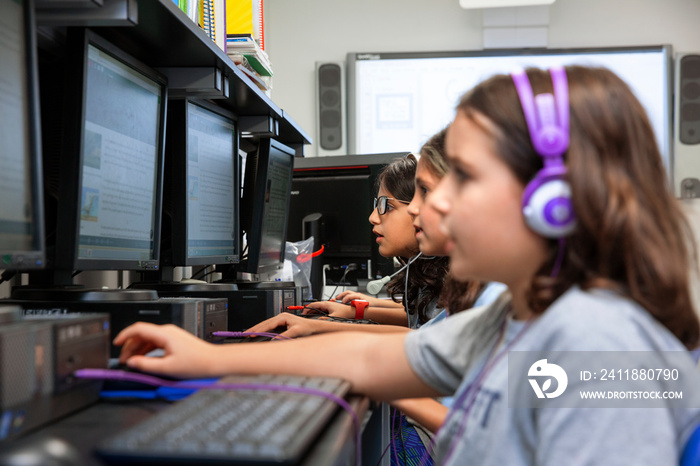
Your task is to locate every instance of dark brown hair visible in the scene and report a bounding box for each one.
[457,66,699,348]
[419,129,487,314]
[374,155,424,319]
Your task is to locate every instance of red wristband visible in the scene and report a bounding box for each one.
[351,299,369,320]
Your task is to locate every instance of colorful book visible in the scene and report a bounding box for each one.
[226,0,264,50]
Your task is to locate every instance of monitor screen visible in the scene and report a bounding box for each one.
[348,46,673,174]
[47,29,166,275]
[288,173,372,257]
[240,139,294,275]
[161,98,239,267]
[287,153,405,281]
[0,0,45,270]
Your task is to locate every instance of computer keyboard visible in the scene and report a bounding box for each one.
[95,374,352,465]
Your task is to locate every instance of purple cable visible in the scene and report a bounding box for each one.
[376,441,392,465]
[391,407,400,465]
[75,369,361,465]
[212,331,292,340]
[550,237,566,278]
[75,368,184,388]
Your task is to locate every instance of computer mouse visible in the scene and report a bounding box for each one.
[0,436,83,466]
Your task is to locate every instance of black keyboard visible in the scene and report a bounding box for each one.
[96,374,352,465]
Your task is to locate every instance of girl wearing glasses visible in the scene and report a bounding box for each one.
[115,66,700,464]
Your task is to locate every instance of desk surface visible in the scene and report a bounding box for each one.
[0,394,372,466]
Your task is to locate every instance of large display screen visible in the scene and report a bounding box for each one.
[348,46,672,173]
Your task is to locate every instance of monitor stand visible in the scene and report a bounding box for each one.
[10,286,158,302]
[129,281,238,293]
[130,266,239,293]
[15,270,159,302]
[233,280,296,290]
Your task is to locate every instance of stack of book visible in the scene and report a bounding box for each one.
[226,33,273,93]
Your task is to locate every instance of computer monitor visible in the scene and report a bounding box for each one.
[287,153,405,283]
[238,139,295,276]
[36,29,167,286]
[0,0,45,271]
[160,98,240,269]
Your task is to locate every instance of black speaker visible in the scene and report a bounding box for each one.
[315,61,346,156]
[675,53,700,197]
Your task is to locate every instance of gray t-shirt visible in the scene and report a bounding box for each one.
[405,286,700,465]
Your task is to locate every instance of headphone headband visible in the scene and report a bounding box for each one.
[511,66,569,159]
[511,66,576,238]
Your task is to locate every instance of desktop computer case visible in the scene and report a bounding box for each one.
[0,314,109,443]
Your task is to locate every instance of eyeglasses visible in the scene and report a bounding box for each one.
[373,196,410,215]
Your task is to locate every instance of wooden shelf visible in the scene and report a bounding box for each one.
[36,0,311,154]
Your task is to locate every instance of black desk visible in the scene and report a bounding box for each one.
[1,395,381,466]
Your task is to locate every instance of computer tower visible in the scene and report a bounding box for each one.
[236,281,297,312]
[157,297,228,340]
[227,288,285,331]
[6,292,201,357]
[0,314,109,443]
[140,282,294,331]
[0,305,22,325]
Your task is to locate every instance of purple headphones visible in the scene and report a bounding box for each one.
[511,66,576,238]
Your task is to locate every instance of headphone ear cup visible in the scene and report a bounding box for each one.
[522,176,576,238]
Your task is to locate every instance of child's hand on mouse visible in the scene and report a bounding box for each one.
[335,291,401,309]
[335,291,373,303]
[246,313,322,339]
[114,322,218,379]
[304,301,355,319]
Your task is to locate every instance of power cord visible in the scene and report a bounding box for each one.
[326,263,358,300]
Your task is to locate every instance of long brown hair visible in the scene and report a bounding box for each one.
[457,66,699,348]
[416,129,486,315]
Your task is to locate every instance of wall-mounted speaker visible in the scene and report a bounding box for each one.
[315,61,347,156]
[674,53,700,198]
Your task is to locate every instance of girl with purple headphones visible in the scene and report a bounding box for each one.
[114,66,700,464]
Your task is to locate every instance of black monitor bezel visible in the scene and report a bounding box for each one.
[0,0,46,271]
[53,28,167,272]
[163,98,240,267]
[241,138,295,276]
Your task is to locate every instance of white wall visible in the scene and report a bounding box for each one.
[265,0,700,156]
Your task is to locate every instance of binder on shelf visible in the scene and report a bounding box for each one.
[197,0,225,52]
[226,0,264,50]
[200,0,213,40]
[213,0,226,51]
